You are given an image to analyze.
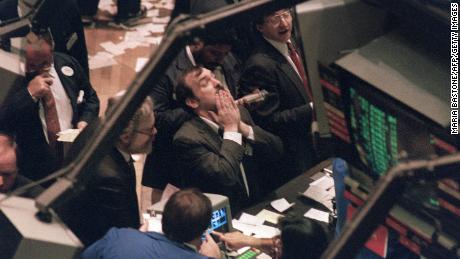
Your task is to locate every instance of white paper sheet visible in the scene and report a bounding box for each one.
[270,198,294,213]
[135,57,149,72]
[239,213,265,226]
[256,209,283,225]
[304,208,330,223]
[100,41,125,56]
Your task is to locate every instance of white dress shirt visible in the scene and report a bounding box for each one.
[38,65,73,143]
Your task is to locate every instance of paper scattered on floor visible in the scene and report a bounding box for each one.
[100,41,125,55]
[152,16,170,24]
[89,51,117,70]
[304,208,330,223]
[135,57,149,72]
[270,198,294,213]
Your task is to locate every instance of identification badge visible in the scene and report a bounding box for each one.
[61,66,74,77]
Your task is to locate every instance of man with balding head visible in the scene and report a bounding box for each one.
[0,30,99,183]
[0,133,43,198]
[60,93,156,245]
[82,189,221,259]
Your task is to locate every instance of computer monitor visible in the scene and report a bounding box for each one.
[149,192,233,233]
[207,193,233,233]
[332,30,457,179]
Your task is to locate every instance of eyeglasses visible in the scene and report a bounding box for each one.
[134,126,156,137]
[266,10,292,26]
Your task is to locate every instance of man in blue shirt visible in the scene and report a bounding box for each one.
[82,189,221,259]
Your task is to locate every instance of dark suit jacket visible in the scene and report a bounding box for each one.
[142,48,240,189]
[59,148,140,246]
[239,38,316,183]
[0,0,89,76]
[173,109,283,213]
[0,52,99,181]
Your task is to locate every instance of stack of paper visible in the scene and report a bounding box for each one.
[302,175,335,211]
[232,213,280,238]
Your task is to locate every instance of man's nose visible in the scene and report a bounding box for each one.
[279,16,289,27]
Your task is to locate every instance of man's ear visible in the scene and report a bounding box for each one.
[256,24,264,33]
[186,97,199,109]
[119,132,130,146]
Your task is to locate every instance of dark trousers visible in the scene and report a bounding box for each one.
[77,0,140,18]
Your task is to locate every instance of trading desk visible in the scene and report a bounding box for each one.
[241,160,334,235]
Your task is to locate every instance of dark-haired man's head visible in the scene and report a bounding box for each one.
[0,134,18,193]
[255,9,293,44]
[190,33,234,71]
[279,215,328,259]
[162,189,212,243]
[175,66,226,117]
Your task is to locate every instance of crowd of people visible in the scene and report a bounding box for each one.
[0,1,329,258]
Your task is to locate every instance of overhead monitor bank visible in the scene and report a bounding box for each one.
[295,0,387,136]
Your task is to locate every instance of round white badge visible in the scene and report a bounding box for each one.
[61,66,74,77]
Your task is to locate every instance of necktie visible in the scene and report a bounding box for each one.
[128,157,136,175]
[43,91,65,166]
[287,42,313,101]
[43,91,61,147]
[218,128,250,197]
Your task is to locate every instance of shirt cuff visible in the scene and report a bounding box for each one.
[28,89,38,102]
[247,126,255,141]
[223,131,242,145]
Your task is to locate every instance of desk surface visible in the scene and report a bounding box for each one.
[242,160,334,237]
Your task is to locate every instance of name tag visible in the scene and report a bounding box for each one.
[66,33,78,51]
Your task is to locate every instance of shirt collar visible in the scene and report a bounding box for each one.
[264,37,290,56]
[117,148,132,163]
[185,45,197,66]
[199,116,219,134]
[184,242,198,252]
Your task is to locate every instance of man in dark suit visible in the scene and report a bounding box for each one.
[173,67,283,213]
[59,93,157,245]
[141,33,240,196]
[0,0,90,76]
[0,32,99,182]
[239,9,316,185]
[82,189,221,259]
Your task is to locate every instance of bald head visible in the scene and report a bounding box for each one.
[0,134,18,193]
